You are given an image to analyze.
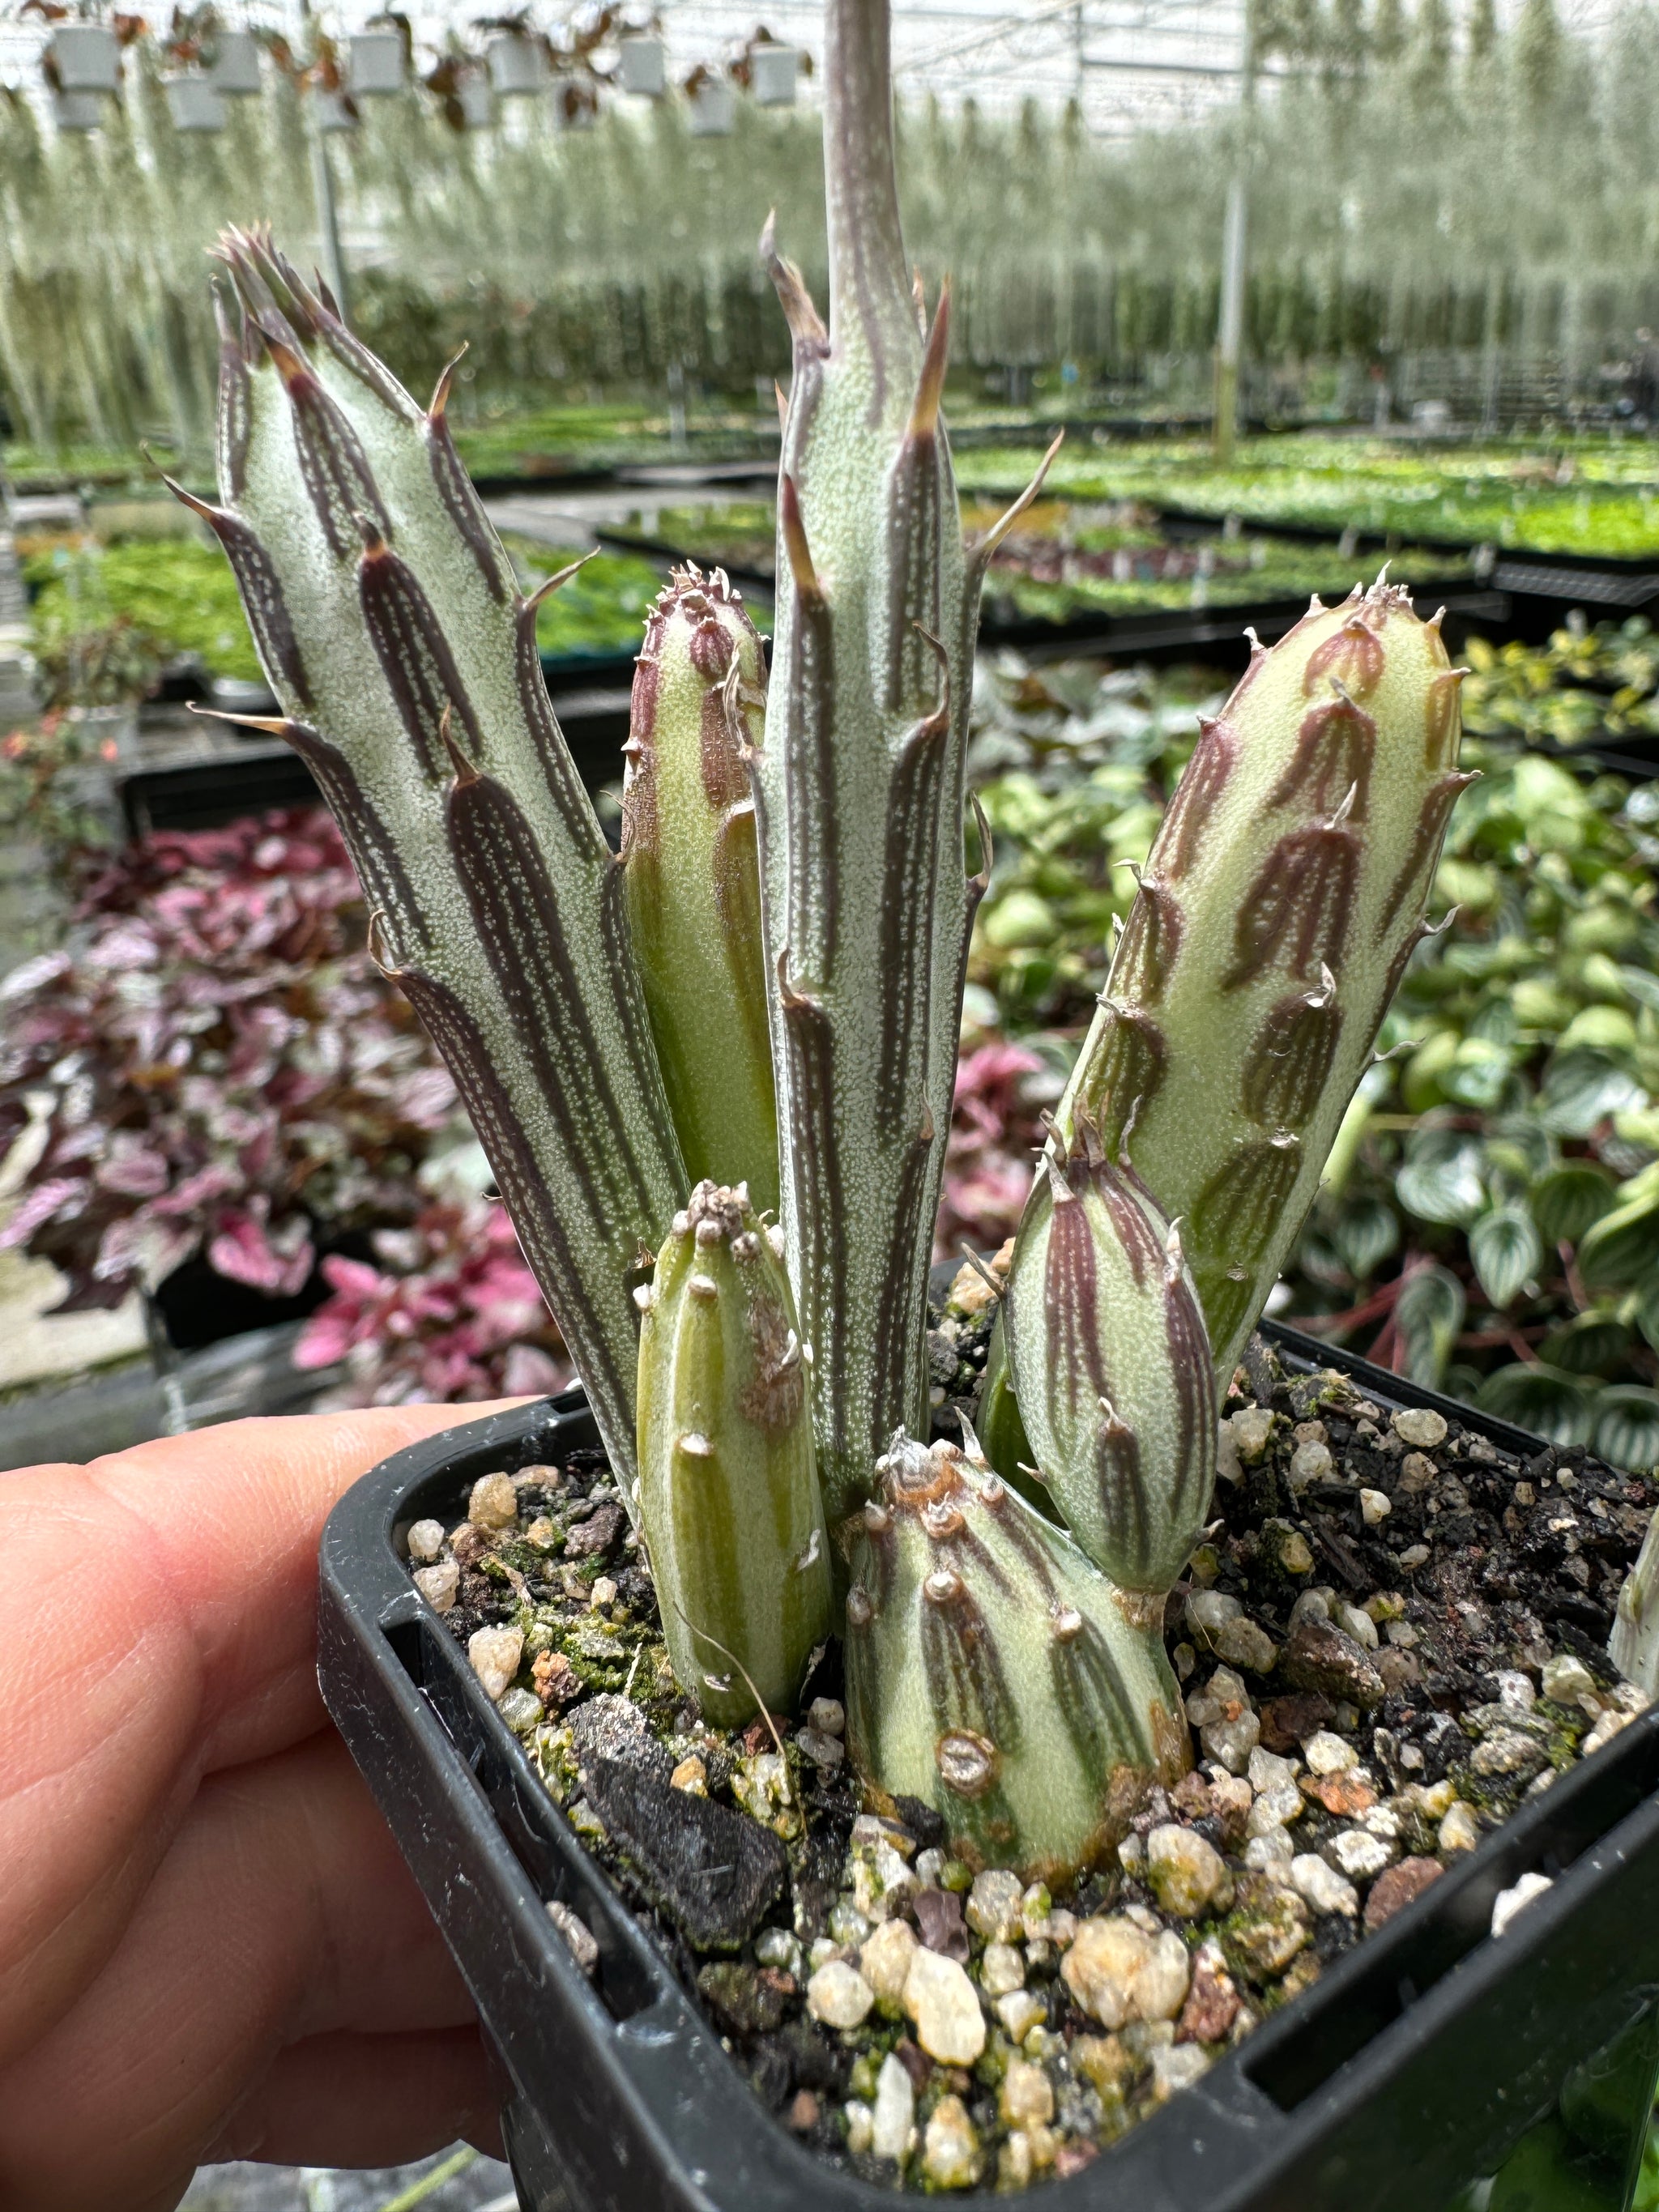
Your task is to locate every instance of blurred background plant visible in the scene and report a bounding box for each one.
[0,709,122,863]
[32,610,167,710]
[0,791,582,1396]
[23,537,169,708]
[25,535,261,686]
[1461,616,1659,751]
[0,808,458,1315]
[295,1194,572,1405]
[952,441,1659,563]
[5,624,1657,1456]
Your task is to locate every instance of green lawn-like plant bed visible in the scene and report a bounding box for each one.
[3,439,166,490]
[1,403,778,495]
[607,497,1473,626]
[18,532,710,695]
[24,536,264,684]
[1462,618,1659,755]
[497,535,675,662]
[953,437,1659,565]
[973,509,1473,625]
[451,406,776,483]
[601,501,778,580]
[497,534,771,658]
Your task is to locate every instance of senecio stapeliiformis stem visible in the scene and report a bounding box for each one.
[969,578,1468,1865]
[635,1180,830,1732]
[1036,579,1469,1387]
[621,571,779,1217]
[177,228,684,1495]
[751,0,1057,1536]
[982,579,1469,1445]
[191,2,1468,1875]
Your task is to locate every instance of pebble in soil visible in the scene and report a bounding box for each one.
[403,1299,1657,2194]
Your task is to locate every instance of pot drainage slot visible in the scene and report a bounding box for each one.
[384,1612,662,2027]
[1242,1912,1491,2111]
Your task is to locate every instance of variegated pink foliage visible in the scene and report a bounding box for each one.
[934,1039,1043,1262]
[296,1198,570,1405]
[0,808,457,1311]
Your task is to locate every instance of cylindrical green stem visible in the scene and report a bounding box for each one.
[622,568,778,1215]
[637,1180,831,1728]
[190,231,686,1492]
[1056,578,1469,1383]
[998,1117,1217,1593]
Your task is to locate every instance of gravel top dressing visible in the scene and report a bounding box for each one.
[403,1271,1657,2194]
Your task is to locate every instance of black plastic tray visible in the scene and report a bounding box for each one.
[590,522,1507,671]
[318,1327,1659,2212]
[120,679,636,836]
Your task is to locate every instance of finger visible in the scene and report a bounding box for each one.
[9,2031,501,2212]
[203,2027,502,2170]
[0,1733,482,2206]
[0,1400,511,2066]
[87,1398,518,1771]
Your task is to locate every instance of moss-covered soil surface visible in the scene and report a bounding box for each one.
[403,1270,1657,2193]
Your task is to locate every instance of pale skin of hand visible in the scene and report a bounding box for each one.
[0,1402,515,2212]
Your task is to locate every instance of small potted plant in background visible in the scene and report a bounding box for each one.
[477,8,549,96]
[159,6,233,134]
[30,541,165,765]
[180,0,1659,2201]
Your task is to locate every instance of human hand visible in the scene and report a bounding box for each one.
[0,1402,514,2212]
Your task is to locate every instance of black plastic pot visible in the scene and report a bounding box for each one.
[318,1326,1659,2212]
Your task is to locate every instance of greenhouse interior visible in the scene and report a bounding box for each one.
[5,0,1659,2207]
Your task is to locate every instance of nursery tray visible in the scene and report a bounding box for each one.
[592,524,774,597]
[1150,502,1659,584]
[121,743,321,837]
[0,1318,339,1473]
[590,535,1509,667]
[467,457,779,501]
[119,685,635,834]
[318,1326,1659,2212]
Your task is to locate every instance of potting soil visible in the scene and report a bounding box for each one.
[402,1264,1658,2193]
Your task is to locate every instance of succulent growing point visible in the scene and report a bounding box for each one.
[842,1430,1186,1878]
[636,1180,831,1728]
[1042,578,1469,1384]
[182,228,685,1493]
[753,0,1056,1529]
[996,1115,1217,1593]
[621,569,779,1215]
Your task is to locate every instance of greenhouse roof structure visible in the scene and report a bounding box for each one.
[0,0,1635,131]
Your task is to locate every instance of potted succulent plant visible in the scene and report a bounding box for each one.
[207,24,264,96]
[685,61,736,133]
[163,73,228,132]
[33,609,166,761]
[616,28,666,96]
[746,39,800,107]
[179,1,1659,2201]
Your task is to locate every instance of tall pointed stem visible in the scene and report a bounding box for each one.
[755,0,980,1529]
[822,0,913,370]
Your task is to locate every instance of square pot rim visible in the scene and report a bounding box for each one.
[318,1327,1659,2212]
